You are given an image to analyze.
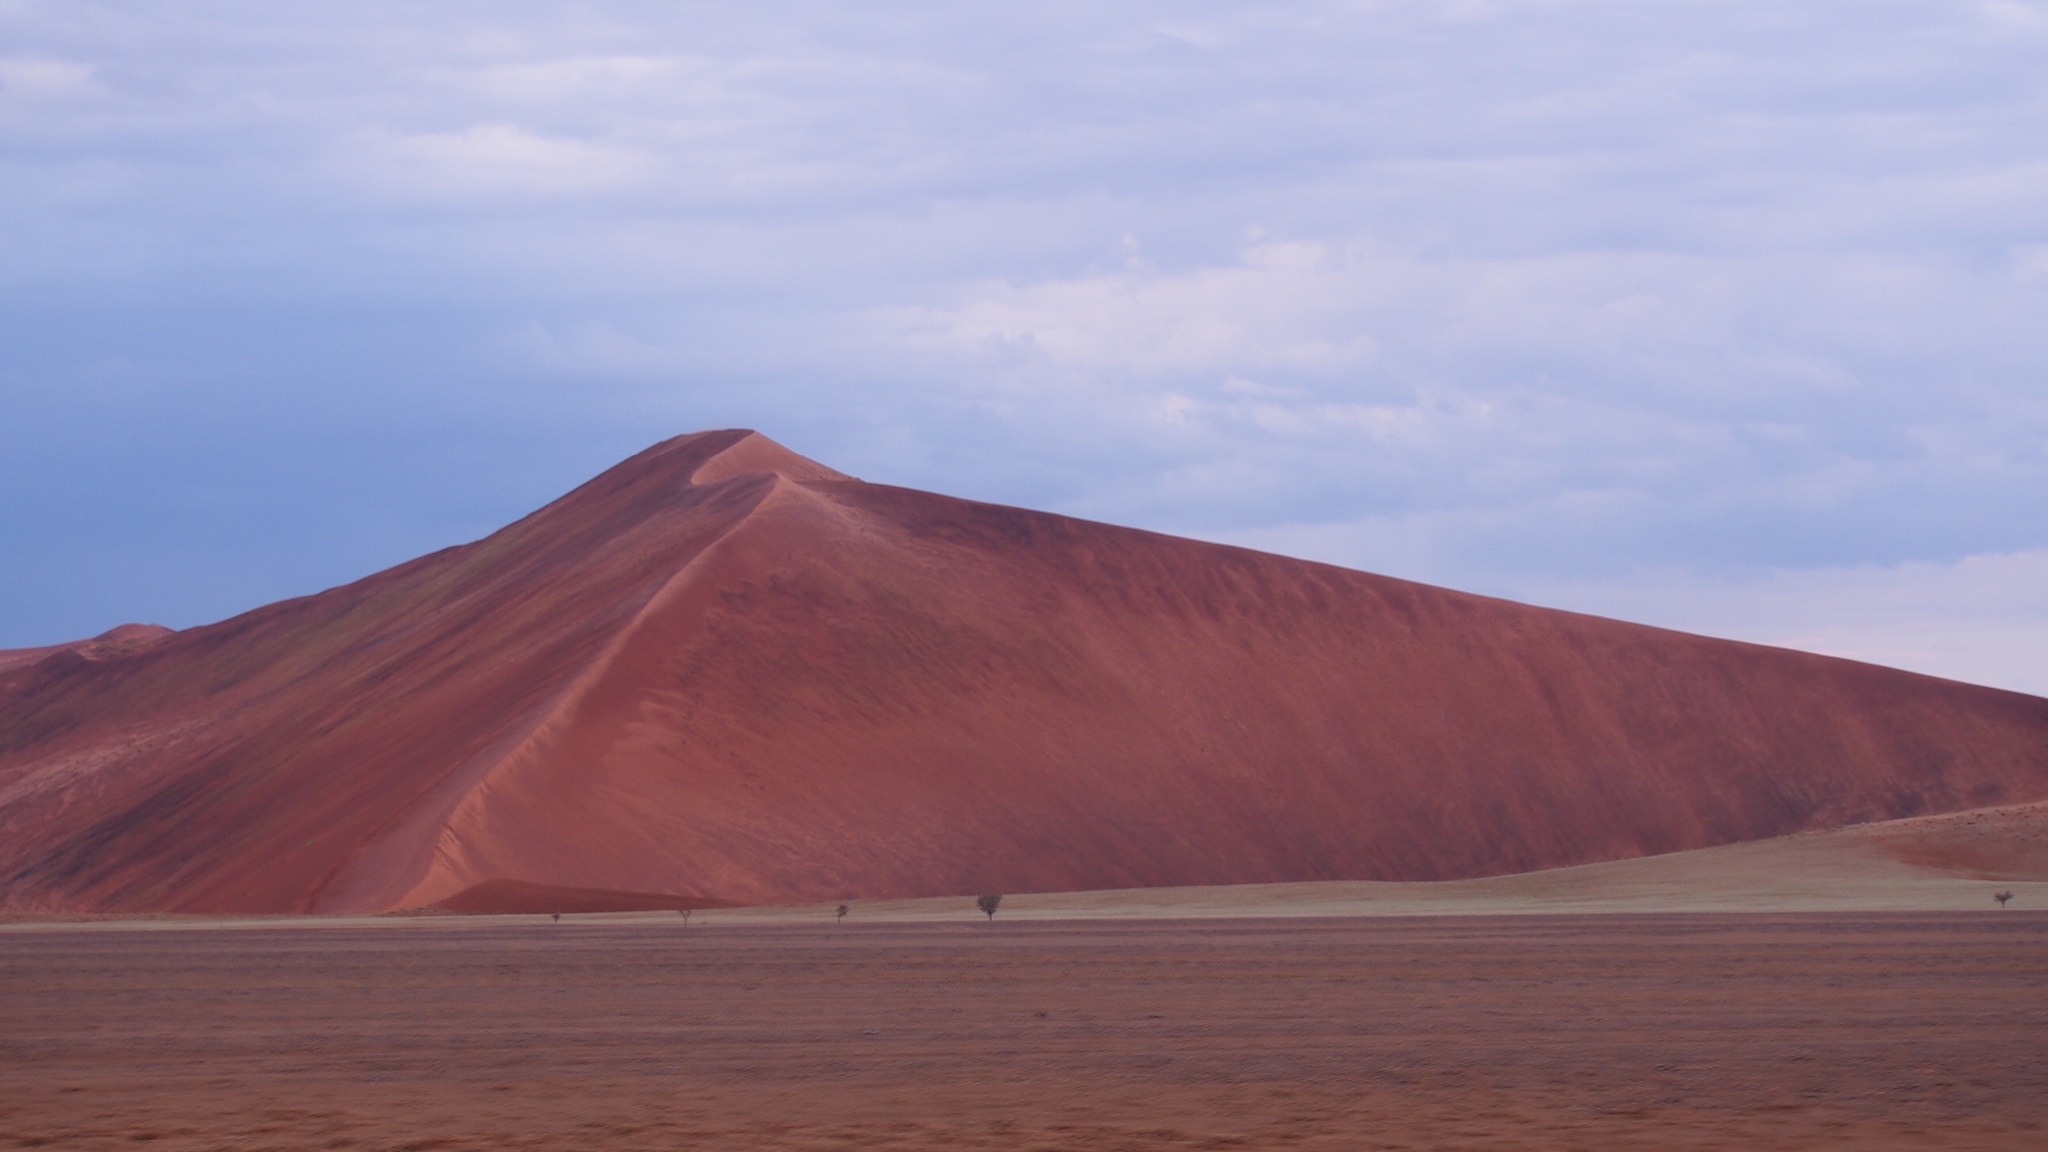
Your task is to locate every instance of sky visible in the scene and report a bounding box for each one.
[3,0,2045,693]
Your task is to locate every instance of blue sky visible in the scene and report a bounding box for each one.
[4,1,2045,692]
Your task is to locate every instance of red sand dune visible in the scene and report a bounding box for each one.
[3,430,2046,915]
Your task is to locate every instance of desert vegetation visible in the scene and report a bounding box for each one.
[977,894,1002,921]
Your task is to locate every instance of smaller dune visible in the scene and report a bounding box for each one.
[0,623,172,673]
[1865,800,2048,880]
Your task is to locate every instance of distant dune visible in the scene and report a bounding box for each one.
[0,623,171,674]
[3,430,2046,915]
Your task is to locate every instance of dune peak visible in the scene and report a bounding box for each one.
[93,623,174,644]
[689,430,851,487]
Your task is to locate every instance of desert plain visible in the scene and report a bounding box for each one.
[6,822,2047,1152]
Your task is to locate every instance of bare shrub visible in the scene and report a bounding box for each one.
[836,904,850,923]
[1995,890,2014,908]
[977,893,1002,921]
[679,909,692,925]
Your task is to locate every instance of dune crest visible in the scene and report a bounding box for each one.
[689,430,853,486]
[3,430,2046,914]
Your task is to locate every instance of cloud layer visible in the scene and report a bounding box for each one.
[3,1,2045,689]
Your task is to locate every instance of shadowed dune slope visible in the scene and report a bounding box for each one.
[3,430,2047,914]
[429,879,735,915]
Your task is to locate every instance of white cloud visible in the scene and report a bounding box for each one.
[451,55,686,103]
[1977,1,2048,31]
[341,123,647,200]
[0,57,94,99]
[874,239,1385,379]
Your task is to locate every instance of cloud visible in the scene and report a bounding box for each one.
[0,0,2044,698]
[0,57,95,99]
[341,123,648,201]
[863,232,2046,575]
[874,238,1384,379]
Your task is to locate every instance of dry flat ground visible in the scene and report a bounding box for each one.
[4,914,2045,1151]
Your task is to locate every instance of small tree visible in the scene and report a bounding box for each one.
[977,893,1002,921]
[1995,890,2014,908]
[551,912,561,923]
[836,903,850,923]
[679,908,692,925]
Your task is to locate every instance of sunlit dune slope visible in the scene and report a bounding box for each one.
[4,430,2046,914]
[1862,799,2048,880]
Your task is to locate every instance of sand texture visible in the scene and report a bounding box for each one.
[5,430,2048,914]
[3,914,2044,1151]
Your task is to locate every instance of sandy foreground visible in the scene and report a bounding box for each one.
[3,912,2044,1151]
[6,826,2046,1150]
